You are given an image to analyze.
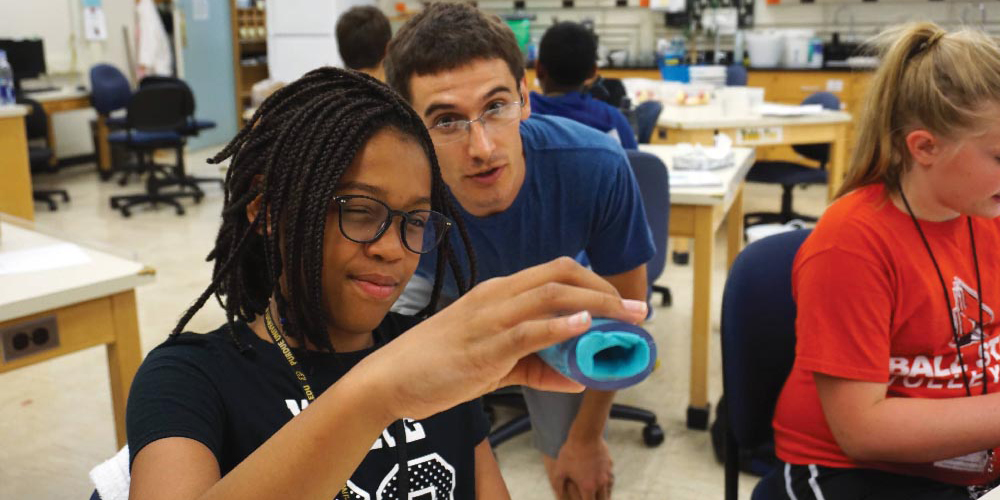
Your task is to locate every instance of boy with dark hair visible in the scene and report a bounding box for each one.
[532,21,638,150]
[336,5,391,81]
[386,3,656,499]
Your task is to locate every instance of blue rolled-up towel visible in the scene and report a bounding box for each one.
[536,319,657,390]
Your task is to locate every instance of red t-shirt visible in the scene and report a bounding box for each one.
[773,183,1000,470]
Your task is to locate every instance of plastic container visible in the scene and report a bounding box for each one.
[808,37,825,69]
[536,319,657,390]
[658,36,690,82]
[0,50,14,106]
[733,30,746,66]
[782,29,815,68]
[745,31,784,68]
[505,19,531,53]
[688,65,727,87]
[659,61,690,83]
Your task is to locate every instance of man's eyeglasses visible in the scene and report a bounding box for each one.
[332,195,452,254]
[427,101,524,144]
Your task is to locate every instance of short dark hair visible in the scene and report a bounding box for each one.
[538,21,597,87]
[336,6,392,70]
[385,2,524,102]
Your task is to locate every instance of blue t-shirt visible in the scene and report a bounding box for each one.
[530,91,639,150]
[407,114,654,303]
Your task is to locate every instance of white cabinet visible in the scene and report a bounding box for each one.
[266,0,375,83]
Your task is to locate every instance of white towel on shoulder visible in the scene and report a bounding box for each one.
[89,445,130,500]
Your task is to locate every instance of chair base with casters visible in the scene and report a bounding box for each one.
[110,185,204,217]
[672,250,689,265]
[33,189,70,211]
[744,161,828,229]
[484,390,665,448]
[109,148,205,217]
[651,285,672,307]
[28,147,71,211]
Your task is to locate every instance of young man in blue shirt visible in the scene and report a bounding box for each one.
[386,4,655,499]
[531,21,638,150]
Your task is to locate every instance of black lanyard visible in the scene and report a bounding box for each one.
[264,308,410,499]
[899,190,988,397]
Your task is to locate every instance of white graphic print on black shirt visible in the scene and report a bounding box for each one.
[127,313,489,500]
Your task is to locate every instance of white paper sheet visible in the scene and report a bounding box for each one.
[83,6,108,41]
[759,103,825,116]
[0,243,92,275]
[671,171,724,188]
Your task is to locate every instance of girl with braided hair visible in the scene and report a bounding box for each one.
[772,23,1000,499]
[124,67,648,500]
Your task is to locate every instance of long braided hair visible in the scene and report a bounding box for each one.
[172,67,476,352]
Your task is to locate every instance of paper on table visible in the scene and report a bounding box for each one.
[671,134,735,171]
[671,170,724,188]
[759,103,826,116]
[0,243,91,275]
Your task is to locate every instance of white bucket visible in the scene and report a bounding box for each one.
[746,32,784,68]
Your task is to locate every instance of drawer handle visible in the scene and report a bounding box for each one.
[800,85,822,92]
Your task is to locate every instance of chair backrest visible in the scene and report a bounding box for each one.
[721,229,810,449]
[726,64,748,86]
[89,64,131,115]
[126,83,188,132]
[625,150,670,291]
[589,77,629,109]
[15,96,47,140]
[791,92,841,165]
[634,101,662,145]
[139,75,196,116]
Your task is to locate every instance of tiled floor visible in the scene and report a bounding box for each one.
[0,148,829,499]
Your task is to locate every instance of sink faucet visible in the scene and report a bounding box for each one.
[832,5,856,43]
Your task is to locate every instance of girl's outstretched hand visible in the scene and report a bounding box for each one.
[351,257,649,422]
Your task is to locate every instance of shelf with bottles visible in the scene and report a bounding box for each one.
[235,6,267,42]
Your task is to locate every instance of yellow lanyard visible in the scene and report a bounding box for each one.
[263,309,350,499]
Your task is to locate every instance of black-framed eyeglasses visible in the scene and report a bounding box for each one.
[427,100,524,144]
[332,195,452,254]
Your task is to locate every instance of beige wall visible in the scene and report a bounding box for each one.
[0,0,137,157]
[0,0,136,77]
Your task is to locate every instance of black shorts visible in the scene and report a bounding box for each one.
[781,464,972,500]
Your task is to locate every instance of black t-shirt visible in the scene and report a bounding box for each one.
[126,312,490,499]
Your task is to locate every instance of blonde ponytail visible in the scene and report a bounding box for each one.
[838,23,1000,198]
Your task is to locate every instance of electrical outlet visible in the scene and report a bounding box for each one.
[1,316,59,363]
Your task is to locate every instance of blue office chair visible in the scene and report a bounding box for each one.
[89,64,131,121]
[138,76,216,137]
[18,96,70,211]
[89,64,134,181]
[108,83,205,216]
[726,64,748,86]
[589,76,629,109]
[137,76,223,191]
[626,150,671,307]
[720,229,811,500]
[634,101,663,146]
[744,92,840,228]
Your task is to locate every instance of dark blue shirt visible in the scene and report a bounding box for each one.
[405,114,654,303]
[530,91,639,150]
